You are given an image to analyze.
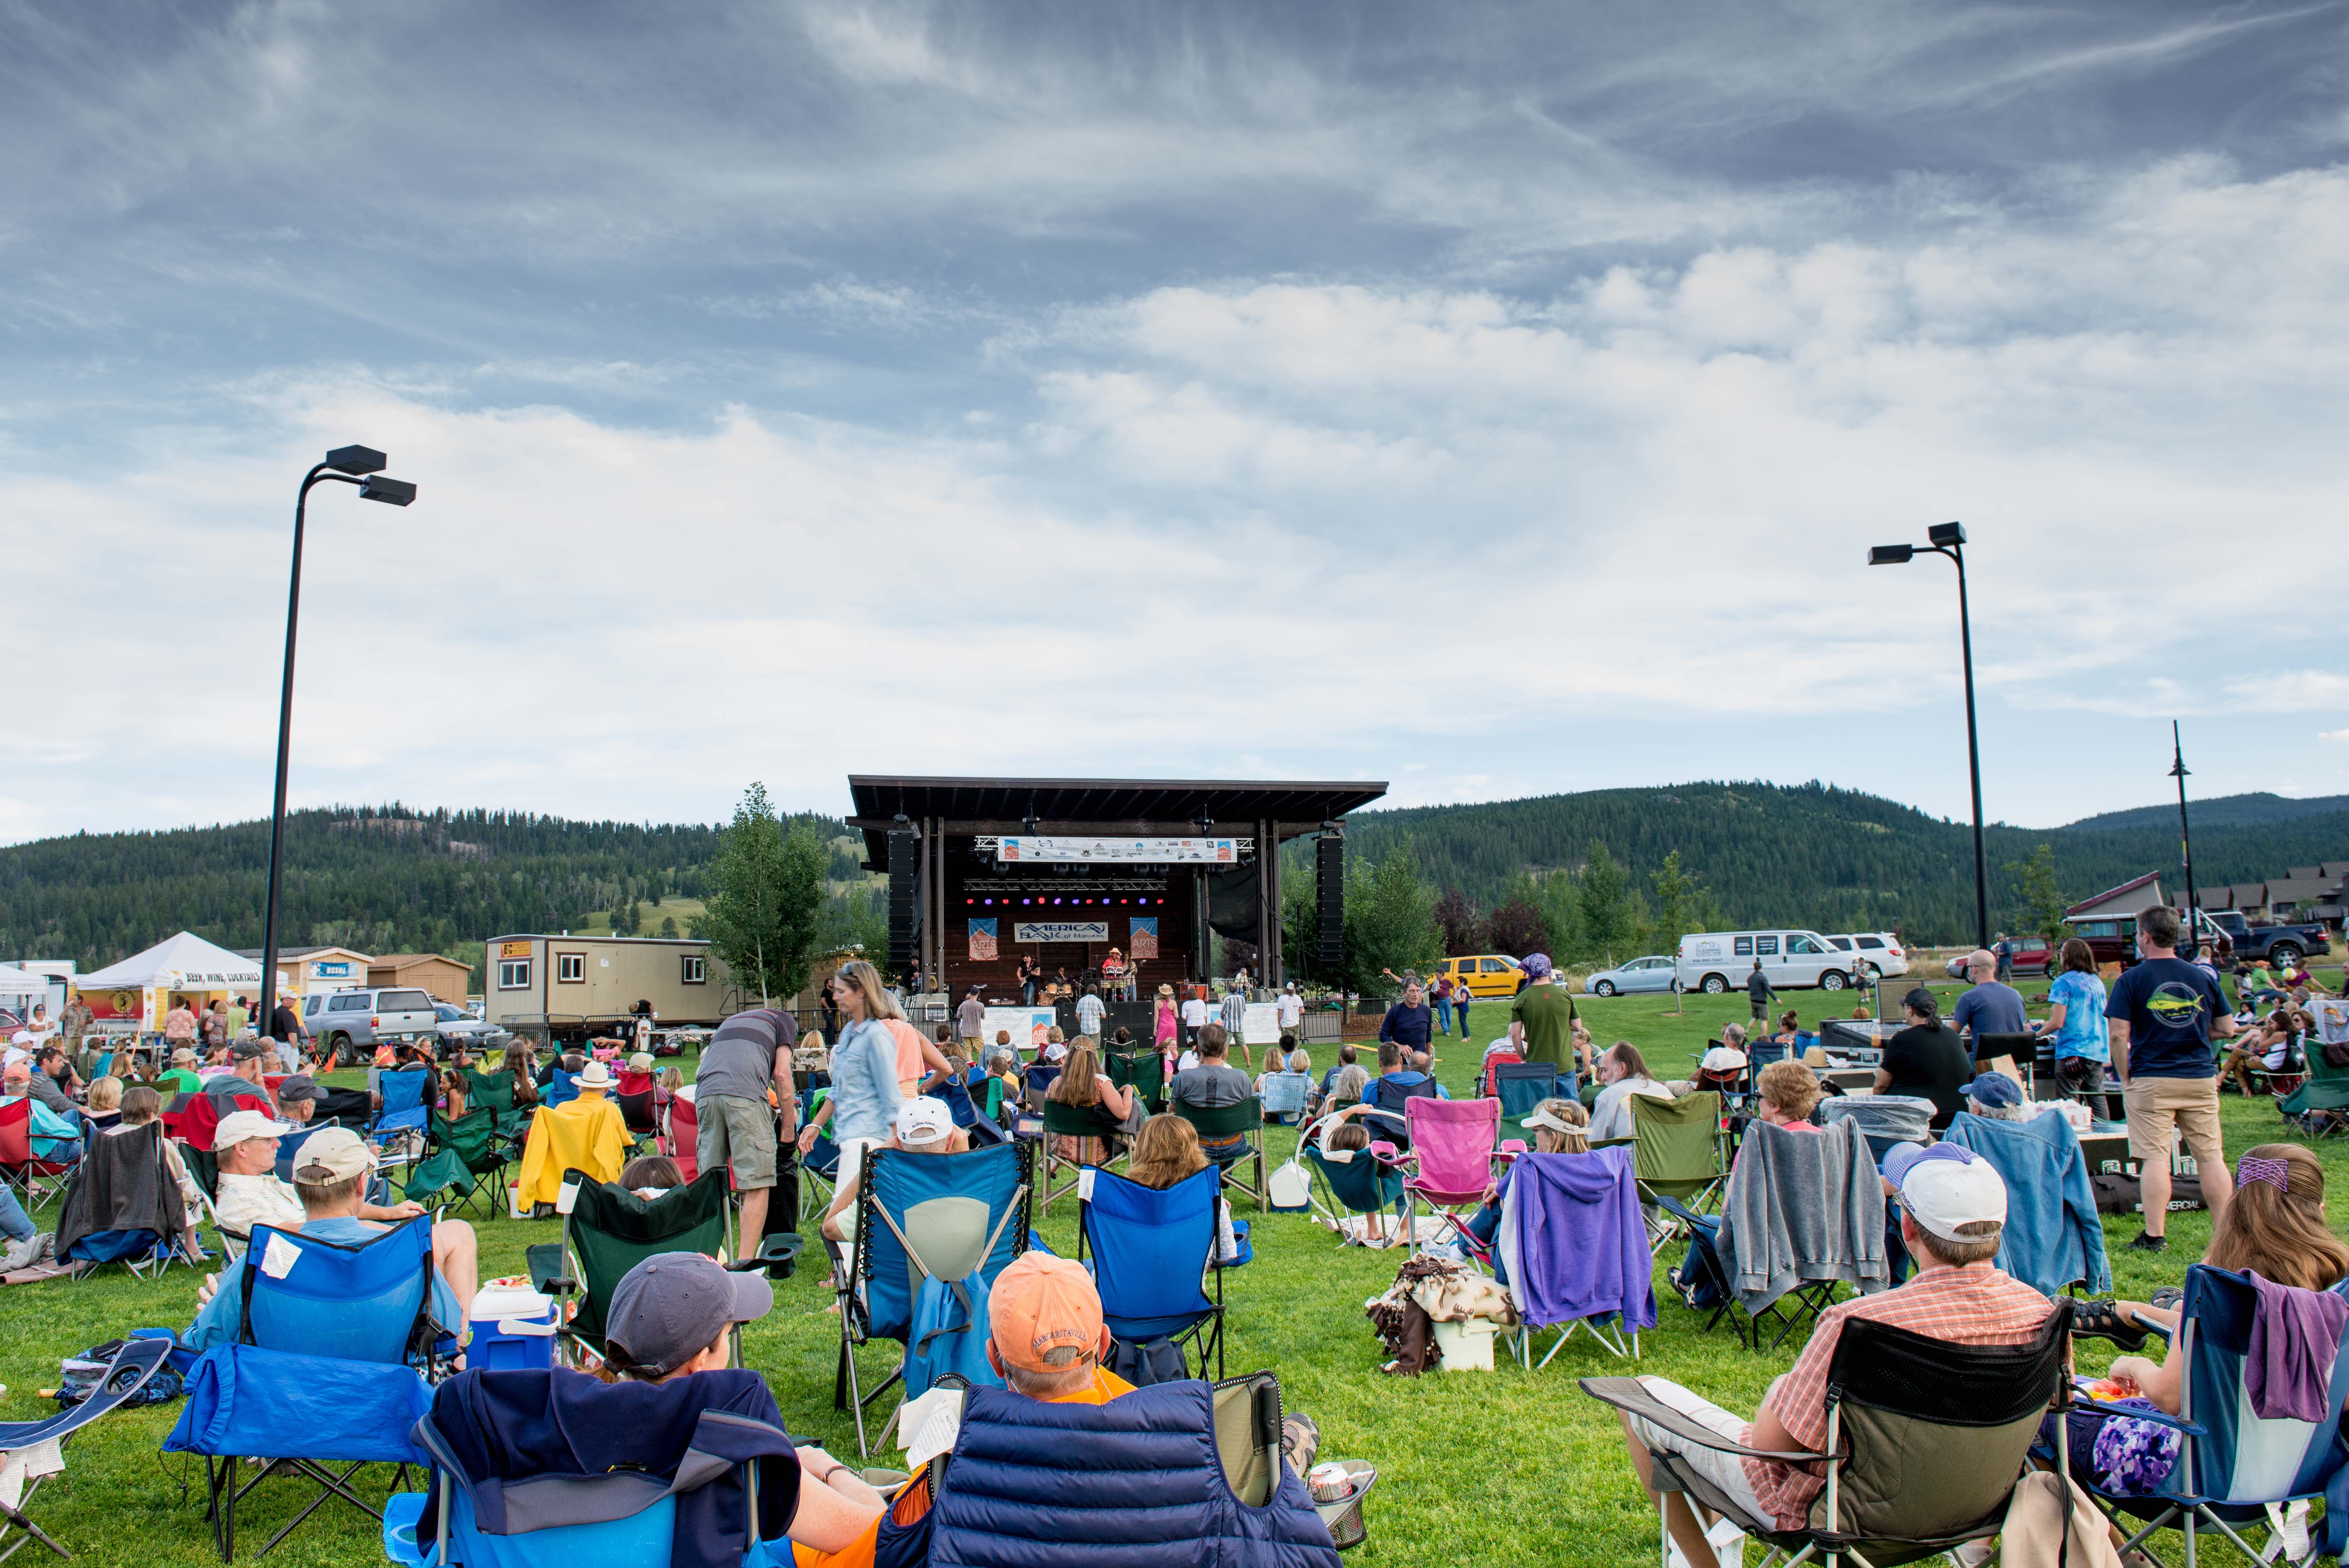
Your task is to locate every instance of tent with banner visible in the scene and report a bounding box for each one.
[76,933,265,1029]
[0,964,46,1000]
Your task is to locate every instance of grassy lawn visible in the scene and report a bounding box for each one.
[4,975,2342,1565]
[571,895,707,939]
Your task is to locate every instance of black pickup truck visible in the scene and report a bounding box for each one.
[2206,910,2330,968]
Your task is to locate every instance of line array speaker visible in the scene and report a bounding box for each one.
[887,828,918,977]
[1315,832,1345,969]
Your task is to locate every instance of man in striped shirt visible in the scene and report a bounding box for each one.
[1615,1143,2054,1565]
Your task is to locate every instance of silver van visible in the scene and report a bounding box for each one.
[1676,930,1859,995]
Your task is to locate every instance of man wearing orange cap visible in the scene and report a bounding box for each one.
[983,1253,1137,1405]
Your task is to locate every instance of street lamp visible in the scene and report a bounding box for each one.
[2171,721,2198,940]
[256,445,418,1043]
[1867,521,1990,950]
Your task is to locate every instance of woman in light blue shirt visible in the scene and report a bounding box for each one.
[794,960,903,1189]
[2036,937,2112,1117]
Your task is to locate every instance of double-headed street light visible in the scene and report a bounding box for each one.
[1868,522,1989,951]
[256,446,418,1041]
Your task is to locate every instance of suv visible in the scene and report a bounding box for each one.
[301,987,441,1063]
[1430,954,1528,998]
[1825,932,1910,979]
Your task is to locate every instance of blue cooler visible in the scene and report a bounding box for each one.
[468,1281,558,1370]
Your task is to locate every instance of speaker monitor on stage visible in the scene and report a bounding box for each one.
[1316,831,1344,969]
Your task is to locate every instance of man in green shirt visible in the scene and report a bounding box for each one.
[1508,953,1580,1074]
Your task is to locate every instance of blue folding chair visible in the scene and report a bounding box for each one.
[243,1215,445,1367]
[373,1068,431,1175]
[0,1337,174,1560]
[541,1068,579,1109]
[1259,1072,1311,1123]
[1079,1164,1228,1380]
[795,1087,839,1225]
[165,1343,431,1561]
[835,1139,1034,1457]
[2063,1264,2349,1566]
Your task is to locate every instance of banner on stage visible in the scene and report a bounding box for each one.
[1242,1002,1281,1046]
[997,836,1237,864]
[1128,918,1158,960]
[967,919,998,961]
[1013,921,1109,943]
[981,1006,1057,1055]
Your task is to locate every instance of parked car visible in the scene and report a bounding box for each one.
[434,1002,511,1053]
[1584,956,1678,996]
[1676,929,1857,994]
[1942,936,2056,980]
[1824,932,1911,979]
[300,986,441,1063]
[2205,910,2328,969]
[1430,954,1527,999]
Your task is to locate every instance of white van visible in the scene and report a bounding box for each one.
[1676,930,1859,995]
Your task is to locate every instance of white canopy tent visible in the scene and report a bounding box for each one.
[0,963,46,999]
[78,932,264,993]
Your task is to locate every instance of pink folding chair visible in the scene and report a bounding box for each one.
[1401,1096,1502,1260]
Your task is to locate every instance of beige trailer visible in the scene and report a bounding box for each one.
[482,934,733,1040]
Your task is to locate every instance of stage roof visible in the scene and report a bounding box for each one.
[846,774,1388,868]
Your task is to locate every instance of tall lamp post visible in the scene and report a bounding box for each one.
[1868,522,1989,951]
[2171,720,2198,940]
[255,446,418,1042]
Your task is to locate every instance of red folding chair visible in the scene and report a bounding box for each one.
[0,1098,79,1215]
[664,1093,701,1182]
[1400,1096,1502,1261]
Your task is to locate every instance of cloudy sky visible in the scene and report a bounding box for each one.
[5,0,2347,844]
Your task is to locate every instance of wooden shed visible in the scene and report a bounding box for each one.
[367,953,475,1006]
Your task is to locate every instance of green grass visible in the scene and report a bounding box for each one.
[4,979,2340,1565]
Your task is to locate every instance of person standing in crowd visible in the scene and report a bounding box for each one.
[1378,980,1434,1065]
[1992,932,2013,984]
[1429,973,1454,1039]
[1180,987,1208,1052]
[162,995,198,1054]
[1950,949,2027,1040]
[1877,987,1972,1130]
[695,1006,796,1248]
[1454,978,1473,1040]
[269,991,310,1064]
[1076,985,1106,1044]
[224,993,250,1040]
[1276,982,1303,1041]
[1506,954,1579,1080]
[1745,959,1776,1037]
[796,959,904,1196]
[1219,984,1252,1071]
[956,985,986,1060]
[2107,903,2237,1254]
[1153,984,1179,1066]
[2034,938,2113,1118]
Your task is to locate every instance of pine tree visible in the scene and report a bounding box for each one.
[1577,841,1638,966]
[2005,843,2069,941]
[702,784,825,1007]
[1343,839,1443,991]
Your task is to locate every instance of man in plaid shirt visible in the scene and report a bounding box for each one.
[1615,1144,2054,1566]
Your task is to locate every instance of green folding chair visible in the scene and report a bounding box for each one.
[1625,1090,1727,1220]
[1107,1052,1167,1114]
[1039,1100,1128,1218]
[459,1068,524,1137]
[404,1107,512,1218]
[1173,1097,1266,1211]
[2280,1046,2349,1135]
[526,1166,735,1363]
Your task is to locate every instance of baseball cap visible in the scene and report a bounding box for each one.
[604,1253,773,1378]
[629,1051,654,1071]
[1522,953,1554,980]
[230,1038,272,1063]
[894,1098,956,1149]
[989,1252,1104,1372]
[1882,1142,2007,1240]
[275,1073,320,1105]
[215,1109,294,1146]
[292,1126,378,1183]
[1701,1045,1749,1073]
[1965,1071,2023,1109]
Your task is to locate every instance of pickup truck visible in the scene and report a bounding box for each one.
[2205,910,2330,969]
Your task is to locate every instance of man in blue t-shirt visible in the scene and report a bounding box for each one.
[2105,904,2238,1253]
[1378,983,1434,1055]
[1950,951,2028,1039]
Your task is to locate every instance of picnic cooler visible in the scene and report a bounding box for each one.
[1429,1318,1497,1371]
[468,1280,557,1370]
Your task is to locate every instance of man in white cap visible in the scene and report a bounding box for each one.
[211,1107,428,1238]
[188,1126,478,1352]
[1613,1142,2055,1568]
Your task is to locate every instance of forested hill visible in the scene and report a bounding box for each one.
[0,805,855,973]
[1334,782,2349,946]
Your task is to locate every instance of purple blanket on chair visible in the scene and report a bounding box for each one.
[1506,1147,1656,1331]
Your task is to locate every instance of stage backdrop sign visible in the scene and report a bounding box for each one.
[968,919,998,961]
[981,1006,1057,1055]
[1013,922,1110,943]
[1243,1002,1281,1046]
[997,836,1237,864]
[1128,917,1159,960]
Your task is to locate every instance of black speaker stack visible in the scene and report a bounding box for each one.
[1315,831,1345,969]
[887,826,918,978]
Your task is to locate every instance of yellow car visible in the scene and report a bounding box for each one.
[1432,954,1526,999]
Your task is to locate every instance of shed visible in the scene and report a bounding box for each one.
[367,954,475,1006]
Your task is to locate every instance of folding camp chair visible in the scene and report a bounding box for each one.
[616,1089,660,1142]
[1819,1094,1935,1169]
[0,1336,174,1562]
[381,1368,800,1568]
[457,1068,523,1138]
[523,1167,737,1363]
[1078,1164,1228,1380]
[666,1089,704,1183]
[372,1069,431,1173]
[402,1107,513,1219]
[1297,1114,1410,1246]
[926,1375,1340,1565]
[1107,1050,1166,1114]
[1713,1118,1885,1353]
[1582,1298,2074,1568]
[1624,1089,1726,1231]
[0,1099,78,1215]
[1492,1061,1569,1145]
[541,1068,579,1108]
[1479,1050,1525,1097]
[1259,1071,1311,1123]
[1399,1096,1501,1260]
[2278,1047,2349,1138]
[1501,1147,1653,1365]
[1039,1099,1127,1218]
[1361,1076,1438,1154]
[835,1140,1032,1457]
[54,1122,194,1278]
[1173,1096,1267,1212]
[2062,1265,2349,1567]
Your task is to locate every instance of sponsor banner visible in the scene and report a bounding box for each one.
[1242,1002,1281,1046]
[968,919,999,961]
[981,1006,1057,1055]
[313,961,353,979]
[1013,921,1110,944]
[997,836,1237,864]
[1128,918,1159,960]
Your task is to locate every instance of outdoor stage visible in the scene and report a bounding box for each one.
[846,775,1387,999]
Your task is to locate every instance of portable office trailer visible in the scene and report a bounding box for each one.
[481,934,730,1041]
